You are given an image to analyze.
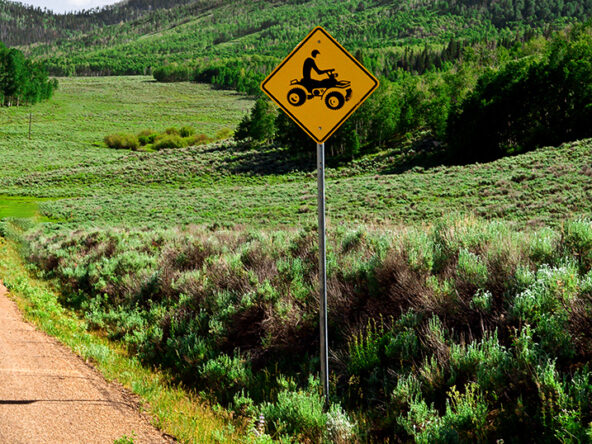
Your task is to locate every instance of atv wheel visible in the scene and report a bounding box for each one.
[287,87,307,107]
[325,91,345,110]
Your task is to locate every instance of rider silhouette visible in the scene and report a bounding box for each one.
[302,50,333,91]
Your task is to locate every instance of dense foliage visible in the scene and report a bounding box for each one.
[0,41,57,106]
[15,217,592,441]
[448,25,592,162]
[15,0,588,78]
[234,25,592,165]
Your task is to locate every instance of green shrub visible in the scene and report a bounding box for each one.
[164,127,180,136]
[179,126,196,137]
[104,133,140,150]
[400,383,489,443]
[470,289,492,312]
[347,319,384,375]
[512,264,579,323]
[449,331,510,391]
[153,63,190,82]
[562,220,592,271]
[215,127,233,140]
[153,135,185,150]
[457,248,488,288]
[199,353,252,402]
[259,376,326,440]
[137,129,159,146]
[529,228,559,265]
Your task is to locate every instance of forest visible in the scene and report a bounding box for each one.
[8,0,590,78]
[0,0,218,46]
[233,24,592,166]
[3,0,592,49]
[0,41,57,106]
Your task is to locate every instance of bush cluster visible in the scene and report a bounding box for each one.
[104,126,233,151]
[103,133,140,150]
[22,217,592,441]
[153,63,190,82]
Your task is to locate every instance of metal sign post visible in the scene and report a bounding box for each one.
[317,142,329,404]
[260,26,379,408]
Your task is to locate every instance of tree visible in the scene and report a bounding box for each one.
[234,98,277,144]
[0,41,58,107]
[447,26,592,163]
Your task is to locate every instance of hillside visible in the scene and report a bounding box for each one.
[0,0,205,46]
[10,0,591,77]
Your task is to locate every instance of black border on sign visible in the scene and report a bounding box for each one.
[261,26,379,144]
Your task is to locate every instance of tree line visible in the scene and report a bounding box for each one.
[235,24,592,164]
[0,41,57,106]
[20,0,592,79]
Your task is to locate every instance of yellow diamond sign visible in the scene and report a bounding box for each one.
[261,27,379,144]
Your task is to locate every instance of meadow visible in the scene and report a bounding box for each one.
[1,78,591,229]
[2,75,592,442]
[0,76,250,178]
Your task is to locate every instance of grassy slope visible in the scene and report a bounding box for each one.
[1,76,591,229]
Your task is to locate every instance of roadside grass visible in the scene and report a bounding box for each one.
[0,236,248,444]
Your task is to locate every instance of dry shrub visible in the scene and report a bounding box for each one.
[372,248,434,317]
[290,230,319,267]
[259,299,317,360]
[241,246,278,283]
[207,258,252,295]
[223,303,267,358]
[568,294,592,360]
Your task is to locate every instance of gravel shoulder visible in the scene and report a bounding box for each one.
[0,282,173,444]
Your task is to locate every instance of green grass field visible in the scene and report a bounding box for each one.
[0,76,251,178]
[1,76,591,229]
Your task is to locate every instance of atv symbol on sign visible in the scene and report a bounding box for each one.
[287,50,353,110]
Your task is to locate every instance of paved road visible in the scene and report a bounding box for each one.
[0,282,172,444]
